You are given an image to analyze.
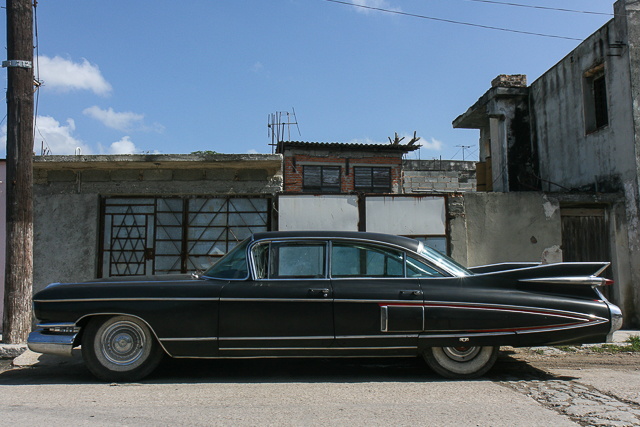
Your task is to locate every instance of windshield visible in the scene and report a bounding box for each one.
[419,245,472,277]
[202,238,250,280]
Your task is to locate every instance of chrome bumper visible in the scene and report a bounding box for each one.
[27,329,78,357]
[605,302,624,343]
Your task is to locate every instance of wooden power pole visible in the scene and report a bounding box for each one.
[2,0,34,343]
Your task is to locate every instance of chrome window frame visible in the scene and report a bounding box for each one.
[245,236,460,281]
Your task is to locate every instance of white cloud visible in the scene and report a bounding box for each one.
[246,149,259,154]
[252,62,264,73]
[83,106,145,132]
[350,0,399,13]
[33,115,92,155]
[423,137,444,151]
[346,137,385,145]
[38,55,112,96]
[102,136,139,154]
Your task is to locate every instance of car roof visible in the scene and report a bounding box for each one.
[251,231,421,253]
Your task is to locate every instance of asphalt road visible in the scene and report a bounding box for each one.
[3,350,639,426]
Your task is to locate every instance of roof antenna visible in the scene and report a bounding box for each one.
[268,109,301,154]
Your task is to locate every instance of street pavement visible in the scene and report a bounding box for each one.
[0,331,638,426]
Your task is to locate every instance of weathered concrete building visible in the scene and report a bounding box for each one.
[452,0,640,326]
[32,154,282,293]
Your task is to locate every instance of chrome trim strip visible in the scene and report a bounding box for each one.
[336,335,418,339]
[381,306,388,332]
[36,322,77,328]
[220,298,332,303]
[220,336,333,341]
[34,297,220,303]
[519,276,607,286]
[219,346,418,351]
[423,300,602,320]
[171,355,418,360]
[336,299,423,304]
[159,337,218,342]
[419,319,609,337]
[594,263,611,277]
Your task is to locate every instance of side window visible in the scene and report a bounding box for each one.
[407,256,444,277]
[203,238,249,279]
[252,242,327,279]
[331,242,404,278]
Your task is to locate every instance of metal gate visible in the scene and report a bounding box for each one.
[561,207,612,298]
[100,197,271,277]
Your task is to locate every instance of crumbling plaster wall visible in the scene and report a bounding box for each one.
[453,192,563,267]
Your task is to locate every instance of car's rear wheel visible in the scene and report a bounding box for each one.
[81,315,164,382]
[423,346,498,379]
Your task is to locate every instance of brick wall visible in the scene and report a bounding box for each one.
[284,154,403,193]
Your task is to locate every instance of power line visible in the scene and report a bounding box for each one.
[462,0,614,17]
[325,0,583,41]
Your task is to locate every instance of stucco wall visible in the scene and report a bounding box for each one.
[459,192,563,267]
[34,193,100,293]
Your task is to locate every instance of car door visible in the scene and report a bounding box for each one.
[331,241,423,355]
[218,240,334,356]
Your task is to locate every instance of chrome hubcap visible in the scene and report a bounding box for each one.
[442,346,481,362]
[101,321,146,365]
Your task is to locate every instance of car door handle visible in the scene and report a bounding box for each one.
[401,290,423,297]
[309,288,330,298]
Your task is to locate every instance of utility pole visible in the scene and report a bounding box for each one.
[2,0,34,343]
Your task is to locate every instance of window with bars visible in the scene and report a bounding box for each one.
[100,196,270,277]
[303,166,341,193]
[354,167,391,193]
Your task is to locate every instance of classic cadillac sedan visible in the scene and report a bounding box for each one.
[29,231,622,381]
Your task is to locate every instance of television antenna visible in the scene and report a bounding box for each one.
[456,145,472,161]
[268,108,301,154]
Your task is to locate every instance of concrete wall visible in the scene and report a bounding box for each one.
[403,160,476,193]
[531,17,636,192]
[32,154,282,293]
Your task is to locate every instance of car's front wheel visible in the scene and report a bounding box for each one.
[423,346,498,379]
[81,315,164,382]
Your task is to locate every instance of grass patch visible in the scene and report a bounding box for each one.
[555,346,578,352]
[591,334,640,353]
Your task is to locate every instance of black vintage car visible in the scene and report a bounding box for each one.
[28,231,622,381]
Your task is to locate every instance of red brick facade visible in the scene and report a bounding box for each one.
[277,142,419,194]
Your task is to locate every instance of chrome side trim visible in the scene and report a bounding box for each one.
[36,322,77,329]
[337,335,418,339]
[220,298,332,303]
[34,297,220,303]
[27,330,78,357]
[381,306,388,332]
[423,300,602,320]
[170,355,418,360]
[220,336,333,341]
[336,299,423,304]
[519,276,607,286]
[159,337,218,342]
[219,346,418,351]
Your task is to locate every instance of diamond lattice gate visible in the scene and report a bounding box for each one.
[100,197,271,277]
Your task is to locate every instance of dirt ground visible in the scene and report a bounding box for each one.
[499,346,640,373]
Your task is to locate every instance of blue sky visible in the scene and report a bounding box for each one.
[1,0,615,160]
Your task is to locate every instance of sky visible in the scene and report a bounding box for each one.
[0,0,616,161]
